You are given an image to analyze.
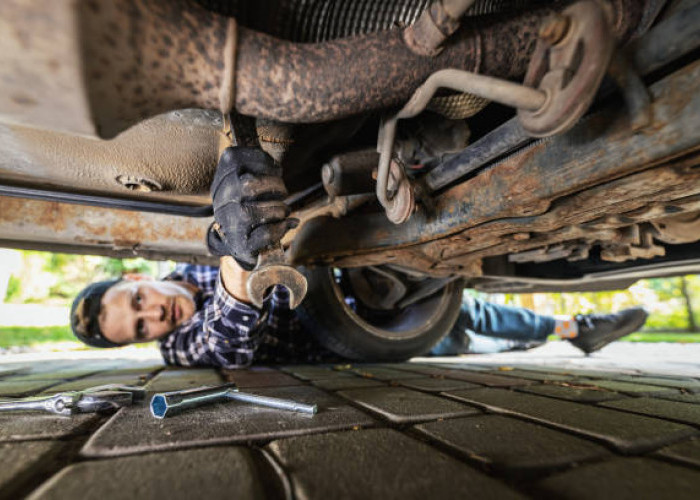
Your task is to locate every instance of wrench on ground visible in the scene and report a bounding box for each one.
[0,385,143,416]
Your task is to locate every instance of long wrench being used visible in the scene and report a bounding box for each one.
[218,114,307,309]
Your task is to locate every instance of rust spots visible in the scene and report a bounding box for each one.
[0,198,75,232]
[78,0,227,138]
[0,195,210,261]
[46,59,60,73]
[109,215,204,244]
[11,94,37,106]
[85,0,100,13]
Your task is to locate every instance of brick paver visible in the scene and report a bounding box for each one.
[0,413,101,442]
[311,377,386,391]
[7,369,102,382]
[97,365,164,378]
[29,447,271,500]
[657,438,700,468]
[414,415,610,475]
[517,383,627,403]
[534,458,700,499]
[575,379,681,396]
[435,370,536,387]
[222,368,304,388]
[349,367,423,381]
[656,392,700,404]
[280,365,353,381]
[600,397,700,426]
[2,358,700,498]
[266,428,523,500]
[144,368,223,392]
[0,380,60,397]
[488,369,575,383]
[337,386,479,424]
[40,375,148,393]
[444,388,698,453]
[611,375,700,393]
[398,377,482,392]
[0,366,29,378]
[81,385,377,457]
[0,442,61,497]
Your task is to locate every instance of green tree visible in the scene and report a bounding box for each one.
[99,258,158,277]
[679,276,697,332]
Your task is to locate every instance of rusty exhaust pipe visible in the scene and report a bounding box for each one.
[0,0,660,138]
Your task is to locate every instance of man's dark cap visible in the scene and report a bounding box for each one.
[70,280,122,348]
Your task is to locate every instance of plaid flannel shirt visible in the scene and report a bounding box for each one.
[158,264,336,369]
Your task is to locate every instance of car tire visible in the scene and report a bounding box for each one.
[296,266,465,361]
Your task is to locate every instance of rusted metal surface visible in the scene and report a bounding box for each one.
[281,194,373,247]
[0,110,219,200]
[384,160,416,225]
[607,51,653,131]
[290,57,700,273]
[0,196,213,262]
[78,0,228,138]
[234,8,547,123]
[518,1,615,137]
[651,211,700,245]
[425,118,528,191]
[439,158,700,264]
[0,0,228,138]
[607,0,668,42]
[426,1,698,192]
[376,66,547,219]
[322,150,378,199]
[235,0,658,124]
[0,0,655,137]
[299,154,700,275]
[425,92,490,119]
[403,0,467,56]
[629,0,700,75]
[0,1,93,136]
[0,183,213,218]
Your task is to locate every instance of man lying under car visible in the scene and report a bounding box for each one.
[70,148,648,368]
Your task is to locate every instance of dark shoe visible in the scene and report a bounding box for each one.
[569,307,648,354]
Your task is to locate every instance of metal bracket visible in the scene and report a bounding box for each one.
[376,0,616,223]
[518,1,615,136]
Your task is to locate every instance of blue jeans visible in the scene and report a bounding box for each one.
[429,298,556,355]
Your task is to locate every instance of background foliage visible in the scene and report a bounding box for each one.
[0,249,698,350]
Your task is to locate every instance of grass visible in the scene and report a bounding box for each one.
[0,326,158,349]
[0,325,76,348]
[548,332,700,343]
[620,332,700,343]
[1,326,699,350]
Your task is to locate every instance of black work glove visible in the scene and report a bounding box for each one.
[207,147,297,270]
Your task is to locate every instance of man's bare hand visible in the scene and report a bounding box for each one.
[219,256,253,304]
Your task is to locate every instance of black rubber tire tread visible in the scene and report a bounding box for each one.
[296,266,465,361]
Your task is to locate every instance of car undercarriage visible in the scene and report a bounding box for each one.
[1,0,698,358]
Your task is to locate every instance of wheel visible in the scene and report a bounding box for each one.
[296,266,465,361]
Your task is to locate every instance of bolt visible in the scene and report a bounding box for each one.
[227,392,317,415]
[321,164,335,185]
[539,14,570,45]
[115,175,162,193]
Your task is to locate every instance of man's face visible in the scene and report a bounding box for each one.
[99,279,197,344]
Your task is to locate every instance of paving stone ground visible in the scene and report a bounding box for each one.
[1,355,700,499]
